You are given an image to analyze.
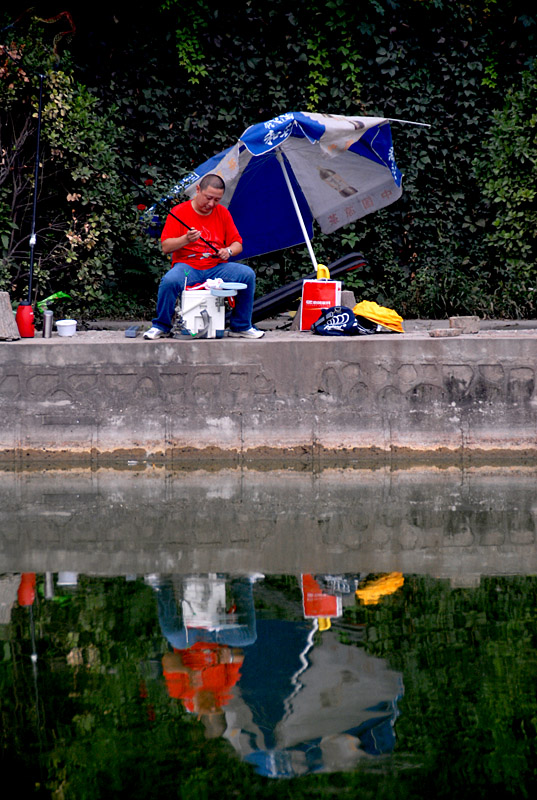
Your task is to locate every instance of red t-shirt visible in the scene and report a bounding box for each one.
[161,200,242,271]
[163,643,242,711]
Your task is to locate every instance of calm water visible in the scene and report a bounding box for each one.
[1,464,537,798]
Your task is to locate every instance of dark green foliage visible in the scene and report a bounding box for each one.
[347,574,537,798]
[1,1,536,317]
[4,573,537,798]
[474,68,537,317]
[0,20,145,316]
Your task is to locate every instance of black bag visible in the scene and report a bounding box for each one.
[311,306,377,336]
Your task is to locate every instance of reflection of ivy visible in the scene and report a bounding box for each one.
[4,572,537,796]
[346,575,537,796]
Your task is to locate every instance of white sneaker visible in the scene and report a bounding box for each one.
[228,327,264,339]
[144,574,162,588]
[143,326,169,340]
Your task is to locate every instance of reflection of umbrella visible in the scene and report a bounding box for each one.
[180,112,427,269]
[273,629,402,750]
[224,621,403,777]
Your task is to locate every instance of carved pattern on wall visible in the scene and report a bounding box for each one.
[316,359,536,412]
[0,364,275,410]
[1,350,535,450]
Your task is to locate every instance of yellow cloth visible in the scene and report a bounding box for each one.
[353,300,404,333]
[318,617,332,631]
[355,572,405,605]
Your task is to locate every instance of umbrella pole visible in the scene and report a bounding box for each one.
[275,149,318,271]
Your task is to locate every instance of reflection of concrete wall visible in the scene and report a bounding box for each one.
[0,574,19,624]
[0,333,536,456]
[1,466,536,579]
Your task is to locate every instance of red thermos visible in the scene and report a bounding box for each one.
[16,301,35,338]
[18,573,36,606]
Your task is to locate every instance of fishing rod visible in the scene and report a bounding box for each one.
[2,11,77,293]
[1,13,71,336]
[27,72,45,302]
[1,49,46,334]
[121,166,220,254]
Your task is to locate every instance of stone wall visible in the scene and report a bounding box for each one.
[0,331,536,458]
[1,465,536,581]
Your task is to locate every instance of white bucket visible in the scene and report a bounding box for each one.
[57,571,79,587]
[56,319,77,337]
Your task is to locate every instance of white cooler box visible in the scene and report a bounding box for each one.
[180,289,225,338]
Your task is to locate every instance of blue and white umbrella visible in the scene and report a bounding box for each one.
[168,112,427,269]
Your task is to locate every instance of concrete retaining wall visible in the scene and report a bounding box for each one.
[1,465,536,581]
[1,330,536,459]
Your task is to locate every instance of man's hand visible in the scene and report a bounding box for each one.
[217,246,232,261]
[162,227,201,254]
[185,228,201,243]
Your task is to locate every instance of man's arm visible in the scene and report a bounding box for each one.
[216,240,243,261]
[162,227,201,255]
[162,651,193,675]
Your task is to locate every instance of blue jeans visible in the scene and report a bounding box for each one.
[154,577,257,650]
[152,261,256,333]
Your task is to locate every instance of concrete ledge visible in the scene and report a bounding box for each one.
[2,464,537,580]
[1,328,536,459]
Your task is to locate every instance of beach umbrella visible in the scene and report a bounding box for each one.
[176,112,427,269]
[224,621,403,777]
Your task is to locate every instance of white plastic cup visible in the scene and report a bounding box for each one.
[57,571,78,587]
[56,319,77,336]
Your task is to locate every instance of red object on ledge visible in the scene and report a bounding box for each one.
[18,573,36,607]
[15,302,35,338]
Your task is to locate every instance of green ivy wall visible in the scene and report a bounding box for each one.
[1,1,535,318]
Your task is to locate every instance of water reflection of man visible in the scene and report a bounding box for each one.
[162,644,244,737]
[147,574,258,649]
[147,574,259,735]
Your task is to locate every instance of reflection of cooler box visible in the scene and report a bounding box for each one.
[182,575,241,629]
[300,280,342,331]
[301,574,342,619]
[180,290,225,338]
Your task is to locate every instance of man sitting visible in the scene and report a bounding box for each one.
[144,173,264,339]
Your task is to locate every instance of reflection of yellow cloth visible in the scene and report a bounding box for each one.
[355,572,404,605]
[353,300,404,333]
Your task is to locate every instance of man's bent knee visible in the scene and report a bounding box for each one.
[231,263,255,283]
[160,267,186,291]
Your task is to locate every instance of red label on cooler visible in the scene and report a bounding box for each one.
[300,280,341,331]
[301,574,342,618]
